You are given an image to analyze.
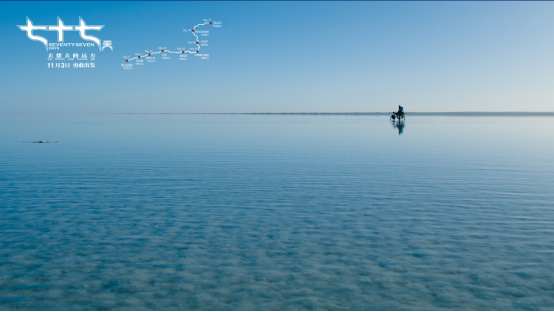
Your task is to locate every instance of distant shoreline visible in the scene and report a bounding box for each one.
[2,112,554,116]
[217,112,554,116]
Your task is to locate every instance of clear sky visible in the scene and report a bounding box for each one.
[1,1,553,113]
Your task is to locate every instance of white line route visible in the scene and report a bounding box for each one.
[125,21,211,62]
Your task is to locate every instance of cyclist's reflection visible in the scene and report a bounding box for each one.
[392,120,405,135]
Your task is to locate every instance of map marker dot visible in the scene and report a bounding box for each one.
[209,22,212,24]
[191,29,194,32]
[138,56,140,58]
[126,60,128,62]
[196,50,199,53]
[162,50,164,52]
[182,51,184,53]
[148,53,151,56]
[197,41,199,44]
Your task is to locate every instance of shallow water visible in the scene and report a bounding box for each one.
[1,114,553,310]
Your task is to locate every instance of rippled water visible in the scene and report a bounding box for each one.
[1,114,553,310]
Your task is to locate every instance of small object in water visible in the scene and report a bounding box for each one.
[27,141,58,143]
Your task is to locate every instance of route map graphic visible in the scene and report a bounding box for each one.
[122,20,221,70]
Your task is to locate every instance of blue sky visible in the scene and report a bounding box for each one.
[1,1,553,113]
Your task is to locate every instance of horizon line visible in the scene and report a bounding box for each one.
[2,112,554,116]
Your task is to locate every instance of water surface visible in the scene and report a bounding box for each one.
[1,114,553,310]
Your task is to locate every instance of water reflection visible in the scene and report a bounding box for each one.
[392,120,405,135]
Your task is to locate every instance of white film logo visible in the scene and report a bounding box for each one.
[18,17,107,51]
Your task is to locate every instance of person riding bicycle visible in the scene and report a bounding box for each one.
[391,105,405,121]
